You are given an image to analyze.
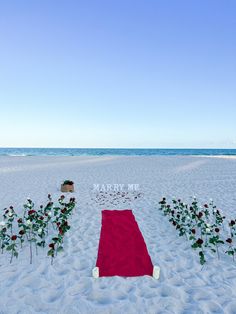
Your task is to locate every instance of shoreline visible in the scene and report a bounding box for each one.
[192,155,236,159]
[1,154,236,158]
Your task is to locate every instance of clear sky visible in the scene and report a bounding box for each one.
[0,0,235,148]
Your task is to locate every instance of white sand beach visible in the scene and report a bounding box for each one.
[1,155,236,314]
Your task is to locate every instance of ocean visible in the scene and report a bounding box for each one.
[0,148,236,157]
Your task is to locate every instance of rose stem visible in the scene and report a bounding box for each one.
[10,249,13,264]
[35,242,38,255]
[222,222,225,231]
[29,231,33,264]
[216,244,219,259]
[10,242,13,264]
[185,232,188,241]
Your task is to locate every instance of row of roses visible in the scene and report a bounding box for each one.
[159,197,236,265]
[0,194,76,264]
[47,195,75,265]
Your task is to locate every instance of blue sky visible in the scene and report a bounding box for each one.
[0,0,235,148]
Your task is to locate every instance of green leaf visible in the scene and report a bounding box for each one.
[6,244,13,251]
[47,249,54,256]
[192,243,198,249]
[56,246,63,253]
[199,251,206,265]
[58,235,63,241]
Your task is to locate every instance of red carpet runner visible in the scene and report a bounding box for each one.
[96,210,154,277]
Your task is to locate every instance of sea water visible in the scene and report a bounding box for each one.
[0,148,236,156]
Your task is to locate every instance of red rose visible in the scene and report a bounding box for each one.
[40,216,44,220]
[19,230,25,235]
[28,210,36,215]
[49,243,54,249]
[191,229,196,234]
[196,238,203,245]
[59,228,64,235]
[198,212,203,219]
[17,218,23,224]
[11,235,17,241]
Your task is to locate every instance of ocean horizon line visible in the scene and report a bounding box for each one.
[1,147,236,150]
[0,147,236,157]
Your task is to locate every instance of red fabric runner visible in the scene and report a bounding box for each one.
[96,210,153,277]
